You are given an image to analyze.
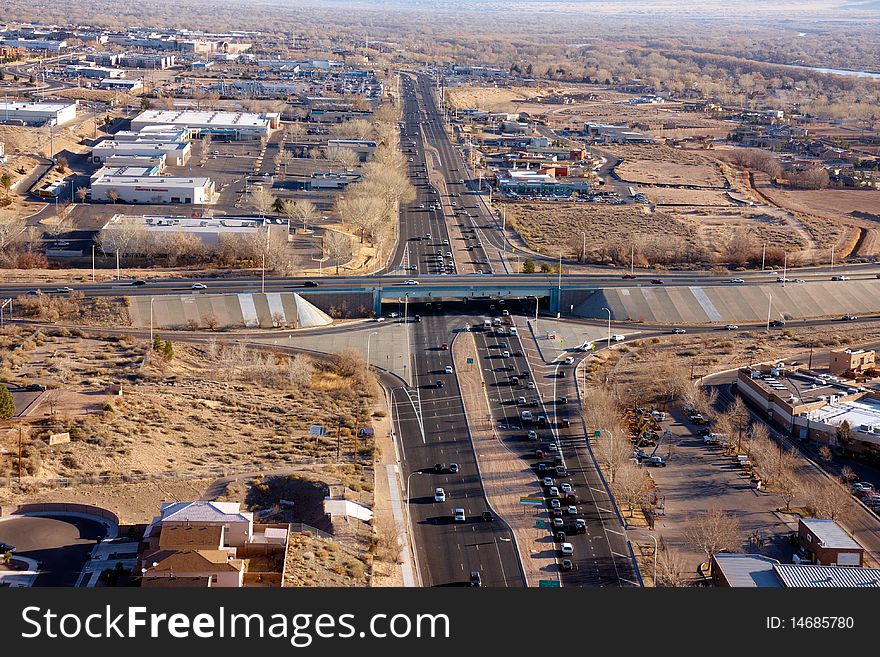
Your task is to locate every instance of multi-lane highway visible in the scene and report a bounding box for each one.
[391,307,524,586]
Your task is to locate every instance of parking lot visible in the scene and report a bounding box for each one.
[644,408,797,578]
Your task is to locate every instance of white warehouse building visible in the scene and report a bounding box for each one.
[130,109,278,140]
[0,101,77,126]
[91,140,191,166]
[91,175,215,205]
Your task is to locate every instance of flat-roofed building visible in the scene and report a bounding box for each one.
[798,518,864,567]
[91,175,214,205]
[91,139,191,166]
[130,109,274,140]
[0,101,76,126]
[326,139,376,162]
[830,348,876,377]
[100,214,265,248]
[95,78,143,92]
[104,154,166,171]
[66,64,126,79]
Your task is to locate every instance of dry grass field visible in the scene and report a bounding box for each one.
[0,328,380,521]
[637,188,730,206]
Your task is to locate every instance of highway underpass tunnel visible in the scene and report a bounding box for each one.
[377,295,550,320]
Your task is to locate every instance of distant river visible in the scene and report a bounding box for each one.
[769,62,880,79]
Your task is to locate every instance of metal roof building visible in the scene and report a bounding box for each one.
[130,109,276,140]
[774,564,880,588]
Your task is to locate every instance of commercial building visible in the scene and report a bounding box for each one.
[101,214,266,248]
[0,38,66,51]
[65,65,126,79]
[326,139,376,162]
[90,165,161,184]
[309,171,362,189]
[113,126,189,143]
[95,78,143,92]
[0,101,77,126]
[496,168,590,197]
[712,553,880,587]
[798,518,864,566]
[91,139,191,166]
[584,122,654,144]
[829,348,876,377]
[118,53,176,69]
[130,109,276,140]
[104,154,166,171]
[91,174,215,205]
[736,365,880,456]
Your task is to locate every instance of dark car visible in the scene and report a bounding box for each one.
[433,463,445,473]
[481,511,494,522]
[650,279,664,285]
[131,280,147,286]
[769,320,785,327]
[621,274,637,279]
[302,281,319,287]
[554,531,567,543]
[414,315,422,323]
[469,571,482,587]
[435,380,444,389]
[560,559,573,571]
[0,542,15,553]
[26,383,47,392]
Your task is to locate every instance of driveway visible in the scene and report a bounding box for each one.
[0,515,107,586]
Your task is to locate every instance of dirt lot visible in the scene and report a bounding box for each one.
[0,329,379,513]
[500,201,697,261]
[638,188,730,206]
[614,145,726,188]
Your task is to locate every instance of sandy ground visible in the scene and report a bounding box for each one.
[616,161,725,188]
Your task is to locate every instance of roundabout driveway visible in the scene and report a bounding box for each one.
[0,515,107,586]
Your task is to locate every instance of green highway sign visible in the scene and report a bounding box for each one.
[466,357,474,364]
[535,520,546,528]
[594,430,601,438]
[539,580,561,588]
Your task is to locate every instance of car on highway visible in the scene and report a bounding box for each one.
[440,343,449,350]
[769,320,786,327]
[434,488,446,502]
[728,278,745,283]
[776,276,788,283]
[611,334,625,342]
[559,542,574,556]
[453,508,466,522]
[560,558,573,571]
[671,328,687,334]
[191,283,208,290]
[444,365,453,374]
[564,356,575,365]
[449,463,459,473]
[55,286,74,293]
[435,380,444,388]
[403,279,419,285]
[302,281,319,287]
[549,486,560,498]
[481,511,494,522]
[621,273,637,279]
[841,314,858,321]
[650,279,664,285]
[724,324,739,330]
[131,280,147,286]
[469,571,482,587]
[566,505,578,516]
[0,542,15,554]
[832,275,850,281]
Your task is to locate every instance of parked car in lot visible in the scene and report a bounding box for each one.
[646,455,667,467]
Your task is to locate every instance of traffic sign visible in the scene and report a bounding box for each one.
[520,497,543,505]
[539,580,561,588]
[594,430,601,438]
[466,357,474,364]
[535,519,546,528]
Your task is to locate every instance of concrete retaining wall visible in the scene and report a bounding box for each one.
[573,280,880,323]
[128,293,333,330]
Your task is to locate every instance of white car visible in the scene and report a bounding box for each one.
[502,351,511,358]
[453,508,466,522]
[611,334,625,342]
[832,275,850,281]
[403,280,420,285]
[724,324,739,330]
[549,486,560,498]
[560,542,574,556]
[434,488,446,502]
[444,365,453,374]
[560,483,573,494]
[728,278,745,283]
[564,356,575,365]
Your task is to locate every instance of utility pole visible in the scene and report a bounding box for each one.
[766,292,772,332]
[830,245,835,272]
[92,244,96,282]
[116,250,120,280]
[761,243,766,271]
[782,252,787,287]
[630,244,635,277]
[18,426,24,481]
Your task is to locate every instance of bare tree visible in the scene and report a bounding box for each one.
[326,145,360,172]
[324,230,352,274]
[250,186,275,219]
[656,544,688,588]
[289,198,321,232]
[75,186,89,203]
[686,507,741,573]
[611,461,648,519]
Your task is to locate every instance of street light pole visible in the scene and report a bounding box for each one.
[149,296,155,344]
[766,292,772,332]
[602,306,611,348]
[366,330,379,366]
[534,296,540,334]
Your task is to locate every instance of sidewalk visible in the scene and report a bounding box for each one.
[453,331,556,586]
